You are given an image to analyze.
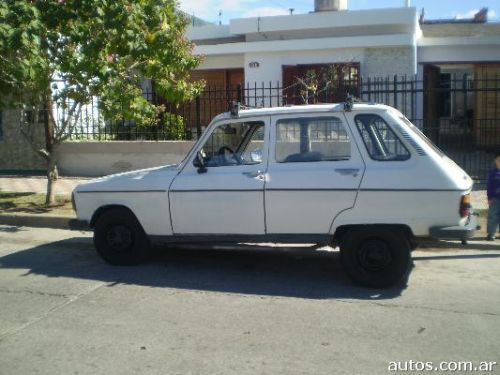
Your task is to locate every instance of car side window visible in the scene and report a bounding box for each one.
[197,121,265,167]
[355,114,411,161]
[276,117,351,163]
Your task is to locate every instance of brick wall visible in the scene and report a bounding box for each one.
[363,47,416,116]
[363,47,415,78]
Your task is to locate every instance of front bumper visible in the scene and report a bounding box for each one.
[430,215,479,240]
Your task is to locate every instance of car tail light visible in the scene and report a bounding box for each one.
[460,194,472,218]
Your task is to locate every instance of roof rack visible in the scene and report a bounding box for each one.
[229,101,241,118]
[229,101,265,118]
[344,94,364,112]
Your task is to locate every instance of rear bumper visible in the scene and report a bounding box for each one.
[430,215,479,240]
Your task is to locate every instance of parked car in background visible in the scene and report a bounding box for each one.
[72,102,477,287]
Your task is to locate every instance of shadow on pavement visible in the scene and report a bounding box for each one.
[0,238,410,300]
[0,226,26,233]
[414,253,500,261]
[421,241,500,252]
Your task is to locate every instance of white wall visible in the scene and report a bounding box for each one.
[55,141,195,177]
[243,48,365,106]
[198,55,245,70]
[230,7,418,35]
[243,47,418,85]
[187,25,233,41]
[418,45,500,64]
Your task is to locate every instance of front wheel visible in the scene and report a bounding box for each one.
[340,227,412,288]
[93,208,150,266]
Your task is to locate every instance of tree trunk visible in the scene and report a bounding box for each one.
[45,155,58,206]
[43,96,56,206]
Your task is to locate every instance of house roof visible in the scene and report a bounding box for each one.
[184,13,213,27]
[421,23,500,38]
[187,7,419,46]
[422,8,489,25]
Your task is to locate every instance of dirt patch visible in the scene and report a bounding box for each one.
[0,191,74,216]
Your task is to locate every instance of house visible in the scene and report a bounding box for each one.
[184,0,500,144]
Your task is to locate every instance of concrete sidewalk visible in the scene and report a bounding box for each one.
[0,175,490,209]
[0,176,89,196]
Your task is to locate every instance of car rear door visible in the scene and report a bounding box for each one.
[264,112,365,235]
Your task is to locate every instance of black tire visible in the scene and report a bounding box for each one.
[93,207,150,266]
[340,227,412,288]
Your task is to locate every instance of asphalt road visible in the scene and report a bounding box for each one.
[0,225,499,375]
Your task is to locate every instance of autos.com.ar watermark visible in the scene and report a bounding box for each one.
[388,360,497,372]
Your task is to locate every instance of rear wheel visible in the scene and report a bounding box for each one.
[93,208,150,265]
[340,227,412,288]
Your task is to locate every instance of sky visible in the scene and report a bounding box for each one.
[179,0,499,24]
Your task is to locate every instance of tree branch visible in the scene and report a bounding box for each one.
[20,125,50,162]
[54,101,80,140]
[59,105,83,142]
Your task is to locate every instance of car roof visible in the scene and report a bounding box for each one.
[213,103,394,121]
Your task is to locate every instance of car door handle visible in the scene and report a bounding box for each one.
[242,170,264,179]
[334,168,360,176]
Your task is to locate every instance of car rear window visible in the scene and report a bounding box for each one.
[398,115,446,157]
[355,114,411,161]
[275,117,351,163]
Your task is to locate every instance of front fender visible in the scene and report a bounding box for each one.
[75,192,172,236]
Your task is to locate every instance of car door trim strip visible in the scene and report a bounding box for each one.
[77,190,167,193]
[78,188,464,194]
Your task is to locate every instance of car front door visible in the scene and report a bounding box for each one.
[169,117,268,235]
[265,113,365,235]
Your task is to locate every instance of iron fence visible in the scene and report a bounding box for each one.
[65,74,500,180]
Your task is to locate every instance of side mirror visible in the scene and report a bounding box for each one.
[194,150,208,174]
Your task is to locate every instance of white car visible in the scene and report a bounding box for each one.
[73,102,478,287]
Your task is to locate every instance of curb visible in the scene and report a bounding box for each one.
[0,214,89,231]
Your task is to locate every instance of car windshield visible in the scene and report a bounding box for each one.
[397,116,446,157]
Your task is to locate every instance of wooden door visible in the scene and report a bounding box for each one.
[474,64,500,148]
[424,64,441,141]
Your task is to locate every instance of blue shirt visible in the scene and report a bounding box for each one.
[487,168,500,200]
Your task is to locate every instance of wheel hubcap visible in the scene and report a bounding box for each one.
[357,239,393,272]
[106,225,133,252]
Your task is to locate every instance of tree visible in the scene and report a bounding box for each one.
[0,0,202,204]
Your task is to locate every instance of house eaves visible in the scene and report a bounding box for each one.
[230,7,419,35]
[422,23,500,38]
[418,35,500,47]
[194,33,415,56]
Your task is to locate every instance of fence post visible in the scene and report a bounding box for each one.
[366,77,371,103]
[463,73,468,130]
[237,84,242,104]
[410,76,415,120]
[196,96,201,139]
[393,74,398,109]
